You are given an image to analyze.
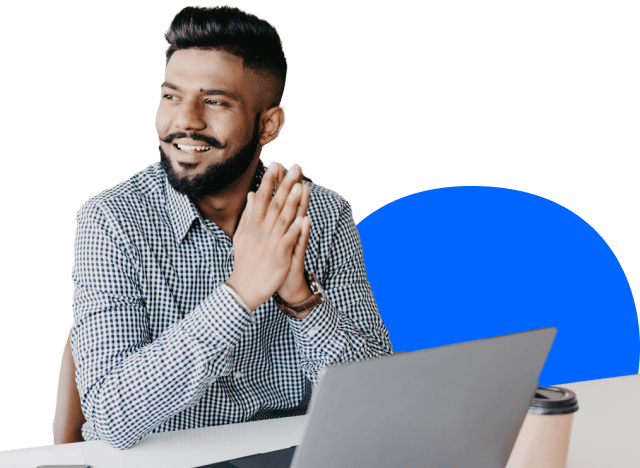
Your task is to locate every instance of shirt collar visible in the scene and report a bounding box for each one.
[164,160,267,245]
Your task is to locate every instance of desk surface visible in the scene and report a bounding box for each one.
[505,374,640,468]
[2,373,639,468]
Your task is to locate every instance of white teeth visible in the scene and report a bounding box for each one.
[176,144,212,152]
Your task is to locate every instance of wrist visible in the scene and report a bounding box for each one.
[274,272,324,320]
[225,274,262,312]
[276,282,312,304]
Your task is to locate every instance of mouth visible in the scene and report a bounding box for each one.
[173,143,213,154]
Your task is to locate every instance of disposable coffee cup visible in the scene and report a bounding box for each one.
[512,386,579,468]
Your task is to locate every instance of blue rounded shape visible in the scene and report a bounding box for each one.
[357,187,639,386]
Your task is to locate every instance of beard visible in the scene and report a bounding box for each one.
[160,112,261,198]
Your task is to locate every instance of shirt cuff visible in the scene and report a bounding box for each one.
[287,300,340,356]
[221,283,255,322]
[181,285,252,349]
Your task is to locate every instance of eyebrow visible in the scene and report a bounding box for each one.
[161,82,240,101]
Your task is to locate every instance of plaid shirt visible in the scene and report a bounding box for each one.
[71,161,393,450]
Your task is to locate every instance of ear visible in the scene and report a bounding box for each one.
[259,106,285,146]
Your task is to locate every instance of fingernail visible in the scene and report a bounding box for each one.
[291,183,301,194]
[294,216,302,224]
[269,162,277,170]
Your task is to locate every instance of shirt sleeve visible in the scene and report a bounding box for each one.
[287,200,393,383]
[71,201,251,450]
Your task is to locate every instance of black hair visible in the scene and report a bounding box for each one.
[165,6,287,106]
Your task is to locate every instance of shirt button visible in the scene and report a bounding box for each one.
[234,371,243,379]
[307,327,319,337]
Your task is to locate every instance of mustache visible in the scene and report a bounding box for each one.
[160,132,226,149]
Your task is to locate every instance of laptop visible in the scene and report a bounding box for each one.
[200,327,556,468]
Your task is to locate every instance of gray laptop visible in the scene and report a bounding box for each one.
[201,327,556,468]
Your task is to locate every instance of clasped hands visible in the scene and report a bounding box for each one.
[226,162,312,315]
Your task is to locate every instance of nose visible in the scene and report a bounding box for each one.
[175,98,206,131]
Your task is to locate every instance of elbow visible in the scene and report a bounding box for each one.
[83,389,145,449]
[111,439,140,451]
[94,420,142,450]
[95,427,142,450]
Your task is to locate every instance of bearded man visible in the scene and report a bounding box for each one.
[70,6,392,450]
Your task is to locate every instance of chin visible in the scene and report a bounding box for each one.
[177,160,201,171]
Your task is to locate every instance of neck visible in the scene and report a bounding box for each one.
[192,156,261,239]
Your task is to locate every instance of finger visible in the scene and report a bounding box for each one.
[278,216,304,257]
[272,183,303,238]
[273,163,286,198]
[301,216,311,249]
[265,164,302,226]
[287,165,302,197]
[295,167,303,184]
[295,183,310,220]
[292,216,311,266]
[289,163,302,183]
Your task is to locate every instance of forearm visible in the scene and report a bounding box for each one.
[288,280,393,383]
[74,286,251,450]
[53,331,86,444]
[284,198,393,382]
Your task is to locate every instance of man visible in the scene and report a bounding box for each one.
[71,6,392,450]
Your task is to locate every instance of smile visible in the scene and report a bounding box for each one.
[174,144,212,153]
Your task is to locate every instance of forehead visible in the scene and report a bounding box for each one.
[165,48,255,104]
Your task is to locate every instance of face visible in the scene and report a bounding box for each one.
[156,48,261,197]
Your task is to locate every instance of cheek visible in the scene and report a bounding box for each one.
[155,103,172,135]
[223,113,254,141]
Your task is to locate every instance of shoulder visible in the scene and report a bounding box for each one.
[76,163,166,222]
[303,180,350,210]
[306,181,352,226]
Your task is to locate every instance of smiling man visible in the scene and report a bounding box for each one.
[70,6,392,450]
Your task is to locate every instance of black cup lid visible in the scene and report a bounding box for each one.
[528,386,579,415]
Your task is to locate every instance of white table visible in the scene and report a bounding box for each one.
[505,374,640,468]
[2,374,638,468]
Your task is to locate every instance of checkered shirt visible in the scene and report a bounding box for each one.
[71,161,393,450]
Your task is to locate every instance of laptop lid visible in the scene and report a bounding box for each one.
[290,327,556,468]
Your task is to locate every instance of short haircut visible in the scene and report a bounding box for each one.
[165,6,287,107]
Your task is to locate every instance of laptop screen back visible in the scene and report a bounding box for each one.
[291,327,556,468]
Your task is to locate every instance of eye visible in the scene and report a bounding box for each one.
[205,99,225,106]
[163,94,180,101]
